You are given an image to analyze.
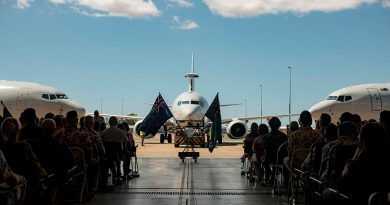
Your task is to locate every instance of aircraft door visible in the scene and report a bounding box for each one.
[367,88,382,111]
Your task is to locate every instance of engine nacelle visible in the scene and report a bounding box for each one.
[133,120,155,139]
[226,120,248,139]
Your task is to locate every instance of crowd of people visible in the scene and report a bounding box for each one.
[242,110,390,205]
[0,109,137,205]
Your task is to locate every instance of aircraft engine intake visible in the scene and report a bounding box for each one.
[133,120,154,139]
[226,120,248,139]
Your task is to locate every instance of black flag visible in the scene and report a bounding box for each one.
[205,93,221,153]
[136,93,173,136]
[1,101,12,118]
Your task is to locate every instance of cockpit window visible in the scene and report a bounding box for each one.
[381,88,388,91]
[191,101,199,105]
[345,96,352,101]
[327,96,337,100]
[337,96,345,102]
[56,94,68,99]
[49,94,57,100]
[181,101,189,104]
[42,94,49,100]
[177,101,181,106]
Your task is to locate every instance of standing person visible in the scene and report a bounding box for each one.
[140,131,146,146]
[93,110,105,133]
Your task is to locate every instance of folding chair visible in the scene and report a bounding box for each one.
[0,180,26,205]
[288,148,310,204]
[273,141,288,195]
[309,144,356,204]
[69,147,88,202]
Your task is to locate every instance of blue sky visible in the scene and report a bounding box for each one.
[1,0,390,126]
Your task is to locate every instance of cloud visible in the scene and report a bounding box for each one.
[172,16,199,29]
[49,0,161,19]
[203,0,379,18]
[382,0,390,7]
[16,0,32,9]
[168,0,193,8]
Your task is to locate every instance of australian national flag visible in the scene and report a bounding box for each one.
[1,101,12,118]
[205,93,221,153]
[136,93,173,136]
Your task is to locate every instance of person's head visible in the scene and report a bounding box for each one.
[18,111,26,127]
[268,117,281,131]
[108,116,118,127]
[319,113,332,128]
[299,110,312,127]
[380,110,390,125]
[324,123,338,143]
[359,122,389,149]
[44,112,54,119]
[351,114,362,129]
[250,122,258,133]
[99,122,106,132]
[66,110,78,127]
[122,122,130,132]
[79,116,85,128]
[117,123,125,131]
[53,115,64,129]
[289,121,299,133]
[23,108,37,124]
[94,110,99,118]
[1,117,20,142]
[338,121,358,140]
[258,123,269,136]
[41,119,56,135]
[339,112,353,124]
[84,116,94,129]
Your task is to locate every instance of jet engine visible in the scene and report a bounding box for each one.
[133,120,154,139]
[226,120,248,139]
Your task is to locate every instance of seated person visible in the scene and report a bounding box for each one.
[262,117,288,180]
[319,122,358,187]
[0,150,26,205]
[341,122,390,205]
[251,124,268,179]
[242,123,259,160]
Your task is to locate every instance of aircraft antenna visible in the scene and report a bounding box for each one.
[191,53,194,73]
[185,53,199,92]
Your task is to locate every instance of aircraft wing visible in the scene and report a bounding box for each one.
[221,113,300,124]
[220,103,242,107]
[85,113,143,121]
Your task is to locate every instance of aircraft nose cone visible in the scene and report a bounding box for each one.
[183,106,200,120]
[309,101,330,120]
[65,100,86,116]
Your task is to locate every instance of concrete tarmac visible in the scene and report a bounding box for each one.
[85,135,288,205]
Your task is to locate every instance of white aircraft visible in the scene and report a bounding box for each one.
[0,80,86,118]
[133,54,293,147]
[308,83,390,123]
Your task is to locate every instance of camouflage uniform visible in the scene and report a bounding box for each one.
[83,128,105,160]
[56,127,93,162]
[288,127,323,157]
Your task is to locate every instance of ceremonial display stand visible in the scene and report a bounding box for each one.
[178,137,199,163]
